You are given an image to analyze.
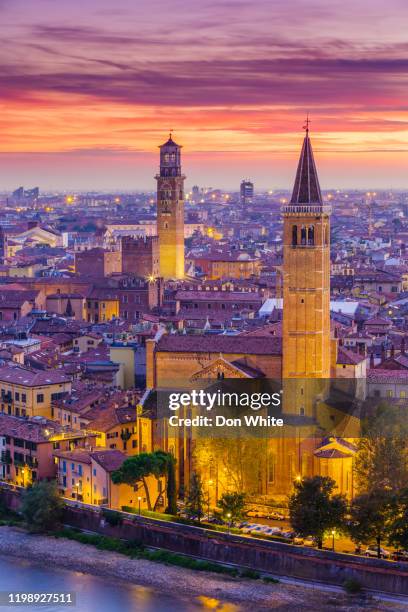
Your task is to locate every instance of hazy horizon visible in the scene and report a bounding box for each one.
[1,0,408,189]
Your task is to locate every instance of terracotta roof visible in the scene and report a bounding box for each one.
[176,290,261,302]
[53,449,92,464]
[0,413,65,443]
[367,369,408,382]
[337,346,366,365]
[155,334,282,355]
[0,365,69,386]
[90,449,126,472]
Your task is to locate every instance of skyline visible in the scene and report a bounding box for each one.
[1,0,408,189]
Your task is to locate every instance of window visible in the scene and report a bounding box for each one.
[292,225,297,246]
[93,468,97,476]
[15,392,20,401]
[22,394,26,403]
[301,226,307,245]
[36,394,44,404]
[307,225,314,246]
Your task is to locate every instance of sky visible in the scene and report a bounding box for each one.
[1,0,408,190]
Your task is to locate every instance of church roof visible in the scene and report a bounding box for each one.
[290,128,323,205]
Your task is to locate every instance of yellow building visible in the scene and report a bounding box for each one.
[109,345,135,390]
[156,134,185,279]
[54,448,165,511]
[88,403,153,456]
[85,289,119,323]
[0,365,71,419]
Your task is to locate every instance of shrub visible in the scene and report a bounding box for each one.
[343,578,363,594]
[102,509,123,527]
[240,568,260,579]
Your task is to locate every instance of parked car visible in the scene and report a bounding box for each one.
[268,511,285,521]
[261,527,282,536]
[303,536,316,547]
[365,546,391,559]
[293,535,305,545]
[392,550,408,562]
[280,530,295,540]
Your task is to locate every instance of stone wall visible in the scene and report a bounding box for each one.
[2,488,407,597]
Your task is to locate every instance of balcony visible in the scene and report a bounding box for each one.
[282,204,332,215]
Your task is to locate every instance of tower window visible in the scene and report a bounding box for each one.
[292,225,297,246]
[301,226,307,245]
[308,225,315,245]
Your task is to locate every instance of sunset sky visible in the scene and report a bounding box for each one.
[1,0,408,190]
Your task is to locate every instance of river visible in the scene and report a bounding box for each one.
[0,556,239,612]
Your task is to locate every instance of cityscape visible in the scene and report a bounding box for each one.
[1,0,408,611]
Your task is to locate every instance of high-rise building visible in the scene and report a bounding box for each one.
[155,134,185,279]
[240,180,254,204]
[282,124,331,380]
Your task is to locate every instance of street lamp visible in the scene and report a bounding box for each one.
[75,482,79,500]
[227,512,232,535]
[138,496,142,516]
[21,468,25,487]
[331,529,335,551]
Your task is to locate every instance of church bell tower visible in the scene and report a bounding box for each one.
[282,121,331,380]
[156,134,185,279]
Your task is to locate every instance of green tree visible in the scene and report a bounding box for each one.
[217,492,246,524]
[388,489,408,551]
[165,455,177,515]
[21,480,64,532]
[348,488,396,558]
[289,476,347,549]
[112,451,172,511]
[185,472,204,522]
[355,402,408,494]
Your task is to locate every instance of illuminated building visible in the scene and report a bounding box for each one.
[156,134,185,279]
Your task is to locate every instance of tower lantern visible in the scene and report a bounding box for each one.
[156,133,185,279]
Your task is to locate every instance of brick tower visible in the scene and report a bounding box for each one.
[282,122,331,382]
[155,134,185,279]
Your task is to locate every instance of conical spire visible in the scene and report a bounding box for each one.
[290,121,322,205]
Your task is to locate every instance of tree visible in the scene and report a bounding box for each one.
[348,488,396,558]
[354,402,408,494]
[388,489,408,552]
[112,451,173,511]
[217,492,246,524]
[21,480,64,532]
[165,455,177,515]
[185,472,205,522]
[289,476,347,549]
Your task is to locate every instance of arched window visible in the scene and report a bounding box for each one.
[301,226,307,245]
[292,225,297,246]
[308,225,314,245]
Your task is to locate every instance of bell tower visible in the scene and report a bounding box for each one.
[156,134,185,279]
[282,121,331,380]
